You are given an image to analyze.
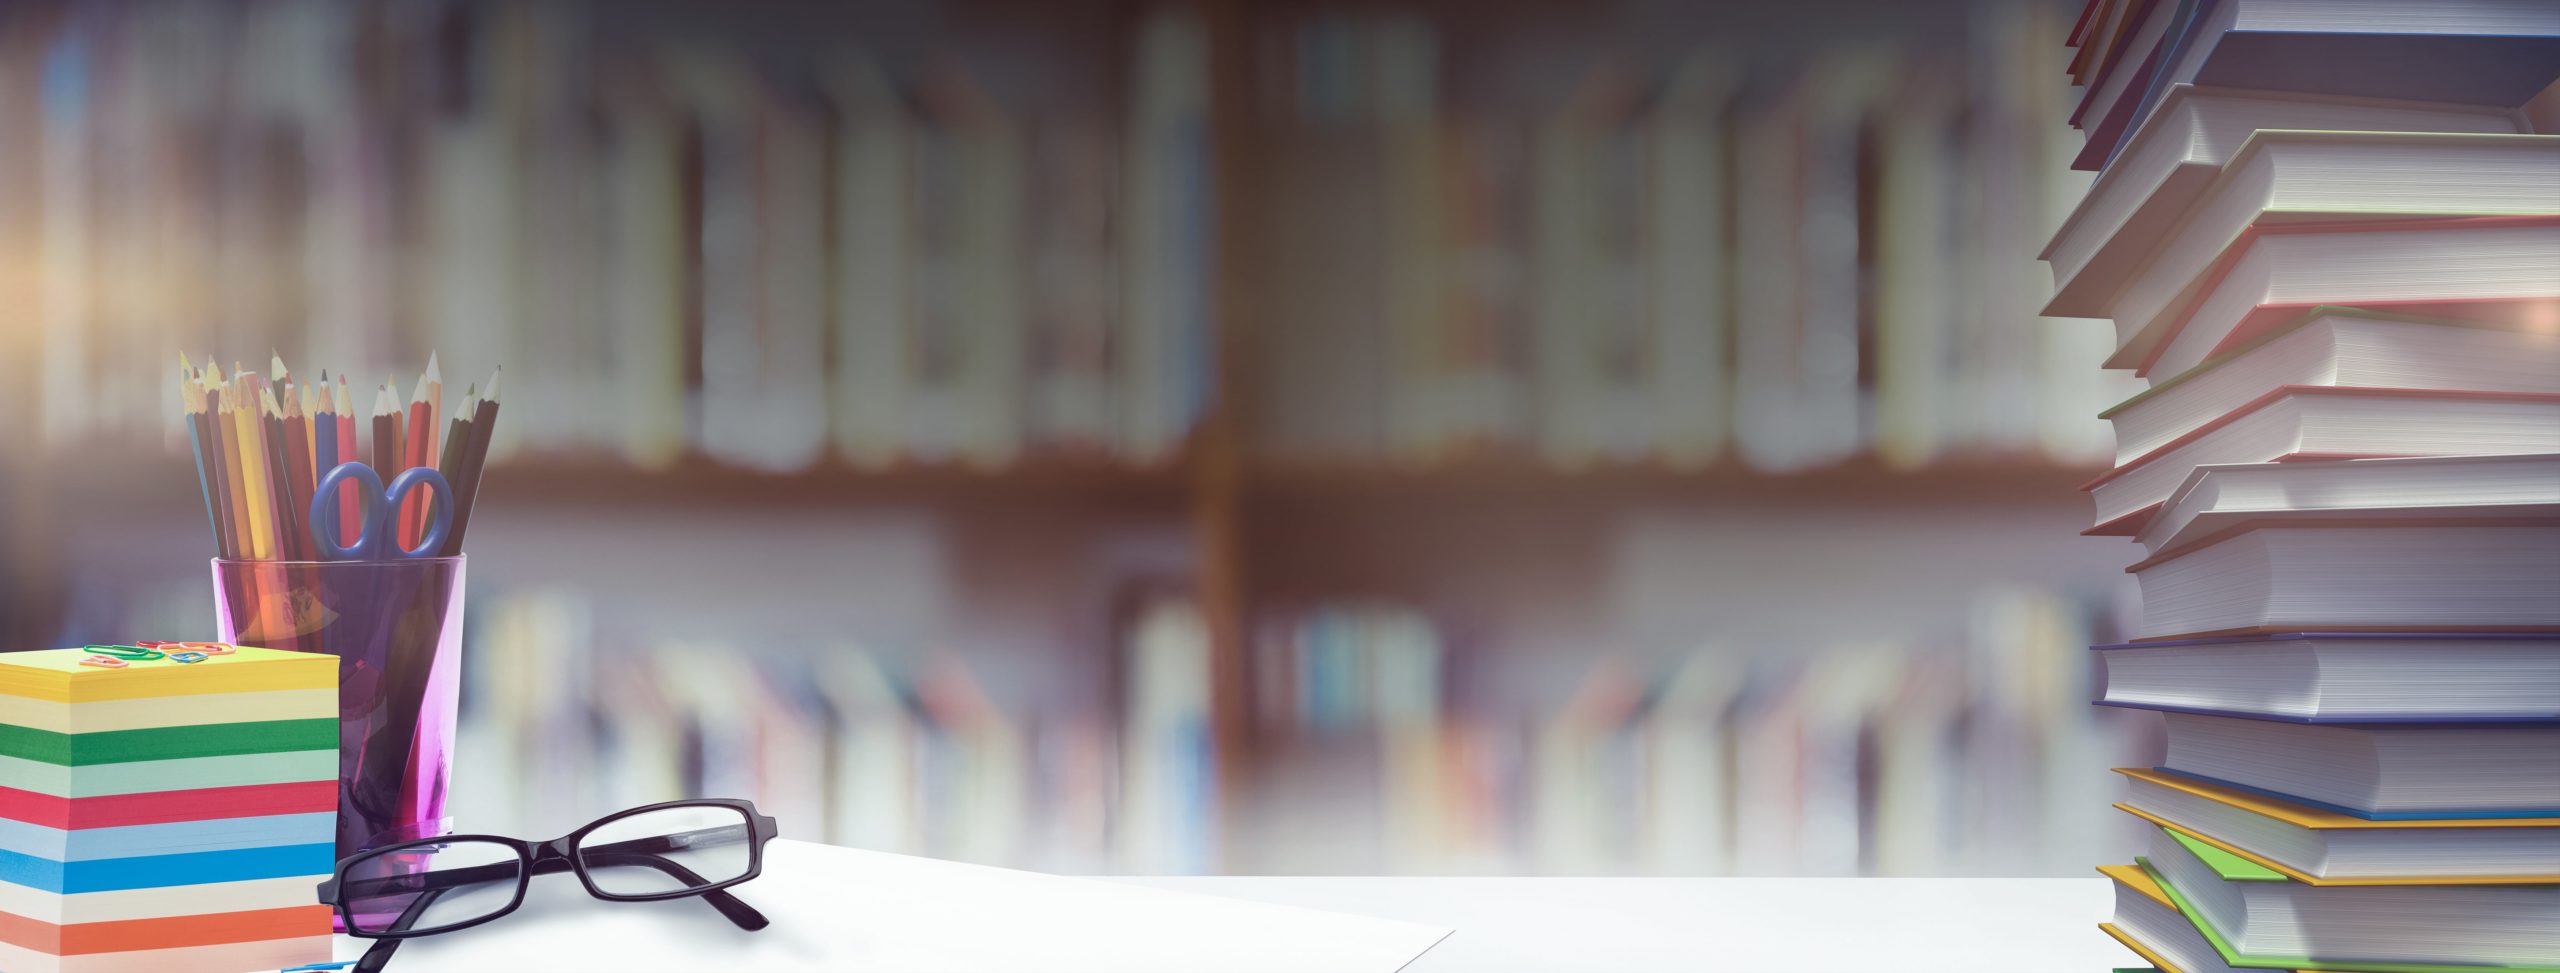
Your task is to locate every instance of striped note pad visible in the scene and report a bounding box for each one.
[0,646,336,973]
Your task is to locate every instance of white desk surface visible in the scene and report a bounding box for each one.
[1112,875,2137,972]
[327,839,2139,972]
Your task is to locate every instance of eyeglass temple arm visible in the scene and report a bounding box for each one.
[578,850,769,930]
[353,886,448,973]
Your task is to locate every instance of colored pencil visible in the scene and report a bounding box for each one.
[313,395,339,554]
[400,359,438,550]
[232,372,277,561]
[260,387,300,560]
[436,385,473,512]
[214,381,253,560]
[441,370,501,557]
[335,378,359,547]
[373,381,404,555]
[180,365,224,560]
[276,388,315,561]
[175,356,500,560]
[371,382,403,526]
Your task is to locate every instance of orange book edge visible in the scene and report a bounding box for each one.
[2114,803,2560,887]
[2099,921,2188,973]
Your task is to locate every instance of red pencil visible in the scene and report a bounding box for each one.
[335,378,360,546]
[400,364,436,551]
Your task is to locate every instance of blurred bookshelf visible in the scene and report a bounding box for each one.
[0,0,2155,877]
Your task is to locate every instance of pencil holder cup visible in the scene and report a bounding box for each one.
[211,556,466,863]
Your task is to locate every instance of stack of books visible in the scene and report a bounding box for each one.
[0,645,338,973]
[2046,2,2560,971]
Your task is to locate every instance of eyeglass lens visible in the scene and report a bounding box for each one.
[342,839,526,936]
[577,804,757,896]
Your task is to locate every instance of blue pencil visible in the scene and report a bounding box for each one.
[312,407,338,552]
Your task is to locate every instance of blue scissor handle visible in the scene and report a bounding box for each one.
[311,462,454,560]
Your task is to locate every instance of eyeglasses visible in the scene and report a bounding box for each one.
[317,799,779,972]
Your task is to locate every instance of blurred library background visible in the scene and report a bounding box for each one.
[0,0,2158,876]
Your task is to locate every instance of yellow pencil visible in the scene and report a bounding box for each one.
[214,382,254,559]
[232,369,278,560]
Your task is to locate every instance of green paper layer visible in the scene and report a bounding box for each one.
[2138,859,2560,973]
[0,719,338,766]
[2165,826,2287,882]
[0,749,338,798]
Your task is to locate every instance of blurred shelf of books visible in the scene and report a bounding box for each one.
[1241,3,2142,473]
[3,0,2160,877]
[1,0,1213,471]
[450,583,2147,877]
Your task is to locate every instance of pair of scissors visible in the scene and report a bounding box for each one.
[311,462,454,561]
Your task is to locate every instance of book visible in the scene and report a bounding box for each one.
[2144,824,2560,968]
[2103,309,2560,466]
[2043,86,2527,316]
[1871,69,1960,469]
[2047,5,2560,969]
[2083,387,2560,534]
[2070,0,2179,150]
[2126,0,2560,146]
[1118,7,1212,462]
[2140,218,2560,380]
[2085,131,2560,372]
[0,645,336,973]
[822,56,913,470]
[2100,863,2329,973]
[2159,712,2560,816]
[2136,453,2560,556]
[1647,53,1739,470]
[1026,116,1122,453]
[2129,524,2560,638]
[1529,63,1652,467]
[2097,632,2560,723]
[2116,768,2560,883]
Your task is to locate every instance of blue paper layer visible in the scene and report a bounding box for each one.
[0,842,334,894]
[0,812,336,862]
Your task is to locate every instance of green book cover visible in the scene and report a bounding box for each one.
[2166,827,2287,882]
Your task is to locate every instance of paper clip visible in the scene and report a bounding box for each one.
[84,645,166,662]
[78,655,129,669]
[280,963,358,973]
[169,652,210,664]
[180,642,237,655]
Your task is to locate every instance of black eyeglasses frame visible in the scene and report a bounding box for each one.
[316,797,780,941]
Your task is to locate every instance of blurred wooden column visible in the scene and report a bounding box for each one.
[1190,0,1257,867]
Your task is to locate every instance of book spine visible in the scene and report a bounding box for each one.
[826,59,911,470]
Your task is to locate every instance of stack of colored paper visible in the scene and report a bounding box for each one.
[2050,1,2560,970]
[0,645,338,973]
